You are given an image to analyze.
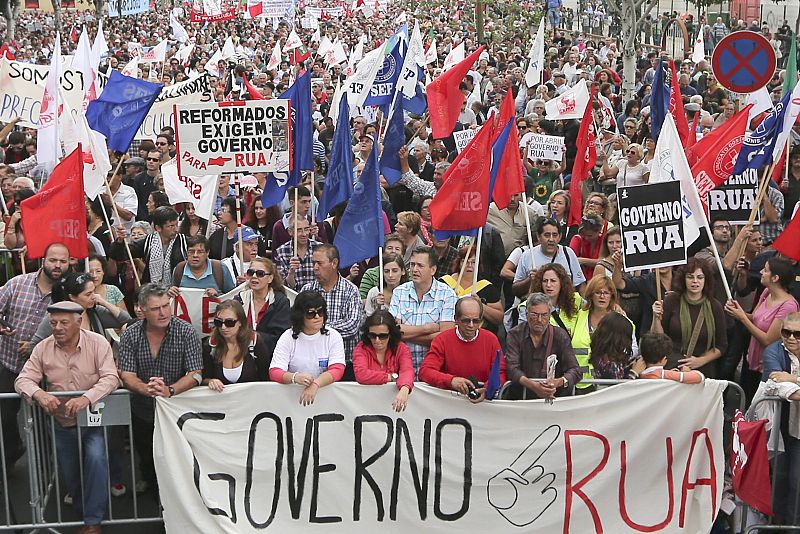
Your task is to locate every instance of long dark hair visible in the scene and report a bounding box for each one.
[178,202,208,236]
[360,310,402,351]
[290,291,328,339]
[210,300,252,364]
[590,312,633,366]
[52,272,94,305]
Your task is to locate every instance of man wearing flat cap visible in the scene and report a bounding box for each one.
[15,301,119,534]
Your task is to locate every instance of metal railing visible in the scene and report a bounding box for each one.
[0,389,163,532]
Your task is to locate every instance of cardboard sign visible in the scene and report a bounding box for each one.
[526,134,564,162]
[175,100,291,176]
[155,380,725,533]
[618,181,687,272]
[453,128,476,153]
[707,168,760,225]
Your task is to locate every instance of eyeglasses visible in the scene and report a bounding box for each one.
[213,318,238,328]
[247,269,272,278]
[146,157,160,162]
[527,311,550,320]
[713,225,731,231]
[586,199,604,207]
[367,332,390,340]
[457,318,482,325]
[626,149,638,155]
[594,290,612,296]
[305,308,324,319]
[782,328,800,339]
[155,142,168,146]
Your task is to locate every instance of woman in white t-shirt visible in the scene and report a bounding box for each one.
[599,142,649,189]
[269,291,346,405]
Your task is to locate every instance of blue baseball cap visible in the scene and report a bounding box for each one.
[236,226,259,242]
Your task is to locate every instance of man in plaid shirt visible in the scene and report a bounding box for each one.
[274,217,321,291]
[0,242,70,466]
[302,244,363,362]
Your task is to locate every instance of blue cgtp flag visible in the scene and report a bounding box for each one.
[85,71,163,153]
[364,39,404,108]
[733,90,792,175]
[262,71,314,208]
[379,100,407,185]
[318,94,353,221]
[401,66,428,116]
[485,350,503,400]
[650,60,668,141]
[334,140,384,267]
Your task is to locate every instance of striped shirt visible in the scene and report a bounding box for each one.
[0,272,52,373]
[389,280,457,372]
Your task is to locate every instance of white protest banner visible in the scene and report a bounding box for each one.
[300,16,319,29]
[708,168,760,225]
[305,6,343,17]
[161,159,219,220]
[136,73,213,140]
[108,0,149,17]
[175,100,291,175]
[618,181,687,272]
[258,0,294,17]
[526,133,565,162]
[136,39,168,64]
[154,379,724,533]
[0,58,107,127]
[453,128,476,153]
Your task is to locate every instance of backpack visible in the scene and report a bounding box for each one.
[173,259,226,290]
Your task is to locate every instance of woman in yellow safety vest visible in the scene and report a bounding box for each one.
[441,245,504,333]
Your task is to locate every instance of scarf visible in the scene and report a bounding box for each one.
[679,294,715,355]
[148,234,177,286]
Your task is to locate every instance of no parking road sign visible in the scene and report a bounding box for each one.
[711,32,776,93]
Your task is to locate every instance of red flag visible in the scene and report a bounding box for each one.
[0,43,14,60]
[247,1,263,17]
[20,147,88,259]
[731,410,772,516]
[494,90,516,137]
[69,26,79,44]
[773,209,800,261]
[242,74,264,100]
[568,85,598,226]
[491,116,525,210]
[291,45,310,65]
[426,45,485,138]
[688,111,699,148]
[429,118,495,231]
[690,104,752,201]
[669,61,690,147]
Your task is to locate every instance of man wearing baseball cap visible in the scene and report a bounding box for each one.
[222,226,261,284]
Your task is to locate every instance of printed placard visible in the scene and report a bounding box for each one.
[453,128,477,153]
[526,134,565,162]
[707,168,760,225]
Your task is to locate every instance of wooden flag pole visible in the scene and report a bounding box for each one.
[655,269,662,303]
[731,162,775,288]
[472,226,483,295]
[234,176,245,272]
[104,167,141,287]
[455,238,474,290]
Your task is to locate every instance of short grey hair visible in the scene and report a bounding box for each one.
[526,292,552,311]
[434,161,451,173]
[131,221,153,236]
[138,283,170,309]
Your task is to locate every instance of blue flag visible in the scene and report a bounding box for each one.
[364,39,404,108]
[485,350,503,401]
[733,90,792,175]
[334,140,384,267]
[400,66,428,116]
[318,94,353,221]
[650,60,668,141]
[262,71,314,208]
[85,71,163,153]
[379,100,407,185]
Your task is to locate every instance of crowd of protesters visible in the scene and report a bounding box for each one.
[0,0,799,531]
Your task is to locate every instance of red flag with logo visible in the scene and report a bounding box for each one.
[568,85,597,226]
[429,118,495,231]
[426,45,485,138]
[21,146,88,259]
[731,410,772,516]
[0,43,14,60]
[669,60,691,147]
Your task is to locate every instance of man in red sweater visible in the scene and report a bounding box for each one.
[419,296,506,402]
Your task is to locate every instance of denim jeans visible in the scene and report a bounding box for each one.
[774,435,800,524]
[53,424,108,525]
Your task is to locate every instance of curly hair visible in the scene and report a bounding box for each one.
[530,264,578,317]
[590,312,633,367]
[290,291,328,339]
[673,257,715,299]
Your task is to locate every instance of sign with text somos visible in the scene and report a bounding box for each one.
[175,100,291,176]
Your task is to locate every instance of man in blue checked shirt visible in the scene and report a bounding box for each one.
[389,246,457,376]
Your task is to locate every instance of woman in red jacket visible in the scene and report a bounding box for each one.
[353,310,414,412]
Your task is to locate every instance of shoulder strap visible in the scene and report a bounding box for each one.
[551,310,570,333]
[211,260,224,290]
[174,261,186,286]
[685,311,706,357]
[545,325,554,359]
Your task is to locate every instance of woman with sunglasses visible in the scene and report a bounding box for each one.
[726,256,799,398]
[269,291,345,406]
[352,310,413,412]
[598,142,649,190]
[203,301,270,391]
[236,257,290,356]
[525,155,566,205]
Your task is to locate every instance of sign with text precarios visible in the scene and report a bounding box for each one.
[154,380,724,533]
[174,100,291,176]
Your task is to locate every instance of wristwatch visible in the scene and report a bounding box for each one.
[168,386,176,398]
[391,373,399,381]
[561,377,569,389]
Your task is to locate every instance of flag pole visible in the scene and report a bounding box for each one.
[520,192,535,257]
[455,237,473,290]
[655,270,662,303]
[293,186,299,255]
[472,226,483,295]
[378,87,401,150]
[0,185,9,217]
[378,247,384,294]
[19,250,26,275]
[732,161,776,287]
[104,163,141,287]
[234,175,245,271]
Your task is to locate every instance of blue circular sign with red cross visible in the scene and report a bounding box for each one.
[711,32,776,93]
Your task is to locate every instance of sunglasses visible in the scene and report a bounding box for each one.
[305,308,324,319]
[213,318,238,328]
[146,157,160,162]
[367,332,390,340]
[155,142,168,146]
[781,328,800,339]
[246,269,272,278]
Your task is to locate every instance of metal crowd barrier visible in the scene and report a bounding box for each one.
[744,395,800,534]
[0,389,163,532]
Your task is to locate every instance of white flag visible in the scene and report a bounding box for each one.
[544,79,589,120]
[345,45,385,110]
[350,40,364,65]
[424,38,437,65]
[206,48,223,77]
[442,42,464,72]
[175,42,195,66]
[317,36,334,58]
[221,36,236,60]
[746,86,774,120]
[649,113,706,244]
[772,81,800,161]
[139,39,168,63]
[284,28,302,50]
[311,28,321,43]
[91,19,108,64]
[328,81,344,123]
[59,95,111,200]
[121,55,140,78]
[397,21,425,100]
[170,11,189,44]
[324,40,348,66]
[37,32,61,168]
[691,31,705,64]
[161,159,219,220]
[525,18,546,87]
[72,28,96,109]
[267,40,282,71]
[395,11,406,24]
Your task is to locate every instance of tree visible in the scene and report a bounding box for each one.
[0,0,20,41]
[605,0,660,104]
